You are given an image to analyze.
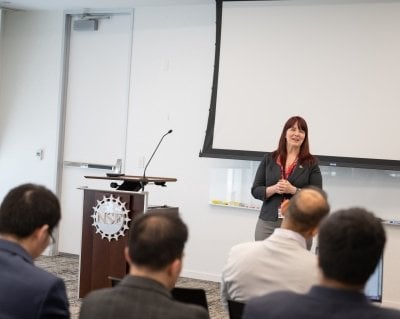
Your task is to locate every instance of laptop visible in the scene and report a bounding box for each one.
[364,256,383,302]
[171,287,209,311]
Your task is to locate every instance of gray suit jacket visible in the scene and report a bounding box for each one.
[79,275,209,319]
[243,286,400,319]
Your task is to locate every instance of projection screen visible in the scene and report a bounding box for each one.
[201,0,400,170]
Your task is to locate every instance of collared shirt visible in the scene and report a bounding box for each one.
[221,228,318,307]
[273,228,307,249]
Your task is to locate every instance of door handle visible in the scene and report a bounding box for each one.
[64,158,122,173]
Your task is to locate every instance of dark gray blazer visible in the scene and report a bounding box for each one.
[0,239,70,319]
[79,275,209,319]
[251,153,322,221]
[243,286,400,319]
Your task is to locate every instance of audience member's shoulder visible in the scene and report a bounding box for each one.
[244,291,300,318]
[81,286,116,308]
[250,290,298,302]
[84,286,113,299]
[246,290,300,310]
[230,241,263,254]
[29,262,64,286]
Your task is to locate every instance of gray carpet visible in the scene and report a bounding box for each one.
[36,253,228,319]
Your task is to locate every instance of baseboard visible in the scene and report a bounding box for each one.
[59,252,79,257]
[180,269,221,282]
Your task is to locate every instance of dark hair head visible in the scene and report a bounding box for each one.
[0,183,61,238]
[318,207,385,285]
[273,116,316,167]
[286,186,330,232]
[128,212,188,271]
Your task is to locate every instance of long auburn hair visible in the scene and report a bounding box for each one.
[272,116,317,168]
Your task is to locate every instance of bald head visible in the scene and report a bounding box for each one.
[284,187,330,233]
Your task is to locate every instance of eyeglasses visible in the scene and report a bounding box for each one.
[48,231,55,244]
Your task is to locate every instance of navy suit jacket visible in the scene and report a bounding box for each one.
[251,153,322,221]
[0,239,70,319]
[243,286,400,319]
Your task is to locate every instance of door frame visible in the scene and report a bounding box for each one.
[51,9,134,255]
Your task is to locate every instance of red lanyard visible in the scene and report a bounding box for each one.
[277,157,298,206]
[278,157,298,180]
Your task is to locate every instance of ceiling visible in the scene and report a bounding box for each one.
[0,0,213,11]
[1,0,396,11]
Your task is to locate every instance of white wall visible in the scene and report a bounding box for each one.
[0,4,400,309]
[0,9,3,73]
[126,5,255,280]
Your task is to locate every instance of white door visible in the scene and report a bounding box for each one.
[57,12,133,255]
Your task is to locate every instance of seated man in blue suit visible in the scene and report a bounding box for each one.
[244,207,400,319]
[0,183,70,319]
[80,211,209,319]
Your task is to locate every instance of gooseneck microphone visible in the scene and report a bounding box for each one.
[143,129,173,179]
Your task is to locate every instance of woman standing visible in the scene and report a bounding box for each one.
[251,116,322,241]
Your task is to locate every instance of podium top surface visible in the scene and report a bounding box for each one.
[84,174,177,183]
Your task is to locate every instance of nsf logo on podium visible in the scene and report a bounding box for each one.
[91,195,131,241]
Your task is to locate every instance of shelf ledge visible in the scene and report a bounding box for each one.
[209,202,260,211]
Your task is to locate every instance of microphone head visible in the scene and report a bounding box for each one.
[168,129,173,134]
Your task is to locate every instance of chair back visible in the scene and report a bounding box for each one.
[227,299,245,319]
[171,287,209,311]
[108,276,122,287]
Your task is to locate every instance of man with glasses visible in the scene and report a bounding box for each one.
[0,183,70,319]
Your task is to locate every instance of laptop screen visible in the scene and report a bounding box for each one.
[364,256,383,302]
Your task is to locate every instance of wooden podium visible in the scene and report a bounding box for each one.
[79,175,177,298]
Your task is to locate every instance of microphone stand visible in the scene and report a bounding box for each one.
[141,129,173,191]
